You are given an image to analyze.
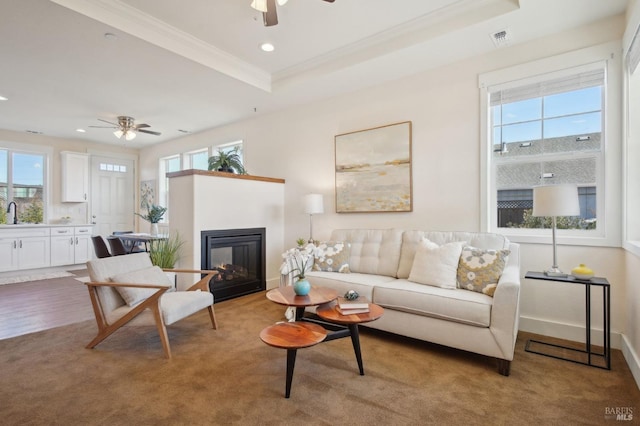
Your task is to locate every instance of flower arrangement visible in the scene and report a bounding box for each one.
[135,204,167,224]
[282,242,316,280]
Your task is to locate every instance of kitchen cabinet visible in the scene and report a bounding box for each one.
[0,227,50,272]
[50,226,93,266]
[61,151,89,202]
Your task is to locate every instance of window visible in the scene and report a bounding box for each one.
[480,43,622,246]
[157,155,180,223]
[0,148,47,224]
[185,149,208,170]
[487,64,605,234]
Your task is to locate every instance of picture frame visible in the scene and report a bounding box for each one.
[140,179,156,210]
[335,121,412,213]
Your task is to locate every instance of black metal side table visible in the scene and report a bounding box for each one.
[524,271,611,370]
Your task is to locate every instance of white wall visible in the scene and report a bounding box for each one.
[139,16,632,347]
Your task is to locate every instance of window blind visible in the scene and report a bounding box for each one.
[489,69,604,106]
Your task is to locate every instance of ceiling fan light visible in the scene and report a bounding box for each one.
[113,129,124,139]
[250,0,268,12]
[124,130,136,141]
[277,0,288,5]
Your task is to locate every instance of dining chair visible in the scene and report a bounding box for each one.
[107,237,128,256]
[91,236,112,259]
[112,231,145,253]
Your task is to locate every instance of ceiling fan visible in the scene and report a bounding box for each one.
[89,116,161,141]
[251,0,335,27]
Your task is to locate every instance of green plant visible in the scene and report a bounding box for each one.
[135,204,167,224]
[19,202,43,224]
[296,238,306,247]
[149,232,185,269]
[208,147,247,174]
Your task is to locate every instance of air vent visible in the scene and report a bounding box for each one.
[490,29,511,48]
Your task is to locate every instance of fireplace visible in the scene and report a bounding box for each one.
[201,228,266,302]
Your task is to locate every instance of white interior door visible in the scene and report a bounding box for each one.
[90,156,135,236]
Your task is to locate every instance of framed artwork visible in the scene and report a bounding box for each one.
[140,179,156,209]
[335,121,412,213]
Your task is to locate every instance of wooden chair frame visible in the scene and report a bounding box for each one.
[85,269,218,359]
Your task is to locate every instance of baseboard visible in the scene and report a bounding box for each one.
[266,277,280,290]
[621,334,640,391]
[519,315,622,350]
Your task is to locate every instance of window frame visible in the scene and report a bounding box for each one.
[0,141,51,225]
[479,42,622,247]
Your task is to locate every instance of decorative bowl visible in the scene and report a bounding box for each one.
[571,264,594,280]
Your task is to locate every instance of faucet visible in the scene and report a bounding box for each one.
[7,201,17,224]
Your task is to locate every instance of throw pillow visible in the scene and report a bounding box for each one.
[408,239,465,289]
[457,246,510,297]
[313,241,351,273]
[111,265,173,307]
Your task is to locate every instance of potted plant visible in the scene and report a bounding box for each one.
[149,232,184,269]
[135,204,167,236]
[208,147,247,174]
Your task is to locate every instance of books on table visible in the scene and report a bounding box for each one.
[337,296,370,314]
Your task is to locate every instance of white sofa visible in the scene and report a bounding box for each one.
[304,229,520,375]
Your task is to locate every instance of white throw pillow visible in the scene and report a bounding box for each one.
[408,239,465,289]
[111,265,173,307]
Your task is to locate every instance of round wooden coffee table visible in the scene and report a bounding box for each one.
[316,302,384,375]
[260,321,327,398]
[266,285,338,320]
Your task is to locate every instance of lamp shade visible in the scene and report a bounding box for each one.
[532,184,580,217]
[303,194,324,215]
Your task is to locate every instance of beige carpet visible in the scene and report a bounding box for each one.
[0,291,638,426]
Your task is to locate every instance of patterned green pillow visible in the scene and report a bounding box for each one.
[313,241,351,273]
[457,246,510,297]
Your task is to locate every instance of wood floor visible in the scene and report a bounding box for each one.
[0,274,94,340]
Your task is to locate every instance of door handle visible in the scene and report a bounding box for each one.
[70,238,74,245]
[75,237,79,245]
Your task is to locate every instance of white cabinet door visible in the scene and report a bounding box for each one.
[18,237,50,270]
[61,152,89,202]
[50,227,74,266]
[0,237,18,272]
[73,226,93,264]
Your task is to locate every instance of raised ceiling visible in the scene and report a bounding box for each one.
[0,0,629,146]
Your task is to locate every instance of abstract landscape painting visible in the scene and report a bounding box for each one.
[335,121,412,213]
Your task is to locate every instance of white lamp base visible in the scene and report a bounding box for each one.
[544,267,568,278]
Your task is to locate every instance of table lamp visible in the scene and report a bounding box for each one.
[303,194,324,243]
[532,184,580,277]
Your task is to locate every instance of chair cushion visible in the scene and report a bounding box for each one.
[408,239,465,289]
[111,266,172,307]
[330,229,403,277]
[313,241,351,273]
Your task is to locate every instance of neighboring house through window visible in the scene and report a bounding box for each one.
[0,146,48,224]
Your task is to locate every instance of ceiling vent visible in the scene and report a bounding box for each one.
[490,29,511,48]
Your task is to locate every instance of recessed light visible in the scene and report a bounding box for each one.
[76,129,86,133]
[0,95,7,101]
[260,42,275,52]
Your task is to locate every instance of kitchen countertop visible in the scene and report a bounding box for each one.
[0,224,93,228]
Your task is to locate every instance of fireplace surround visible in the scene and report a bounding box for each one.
[201,228,266,302]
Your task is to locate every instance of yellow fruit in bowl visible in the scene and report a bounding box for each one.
[571,264,594,280]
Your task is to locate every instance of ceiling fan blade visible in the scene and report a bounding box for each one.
[263,0,278,26]
[88,125,117,128]
[322,0,335,2]
[137,129,161,136]
[97,118,117,125]
[134,123,151,129]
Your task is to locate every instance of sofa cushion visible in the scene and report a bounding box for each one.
[111,265,173,307]
[313,241,351,273]
[398,231,510,279]
[408,239,465,289]
[373,279,493,327]
[305,271,396,302]
[457,246,510,297]
[330,229,403,277]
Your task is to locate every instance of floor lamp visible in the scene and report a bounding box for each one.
[303,194,324,243]
[532,184,580,277]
